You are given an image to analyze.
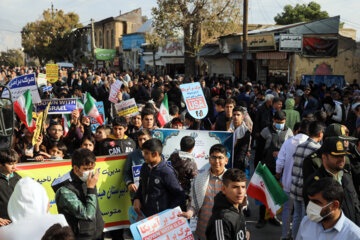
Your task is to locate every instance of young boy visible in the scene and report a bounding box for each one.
[0,150,22,226]
[99,116,136,156]
[52,148,104,239]
[206,168,248,240]
[168,136,198,210]
[133,139,185,217]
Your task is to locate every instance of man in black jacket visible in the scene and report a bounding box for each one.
[303,137,360,226]
[0,150,21,226]
[52,149,104,240]
[206,168,249,240]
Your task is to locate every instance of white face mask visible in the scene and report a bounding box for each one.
[79,170,92,182]
[306,201,333,223]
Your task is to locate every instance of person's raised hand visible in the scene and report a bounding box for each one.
[86,168,99,189]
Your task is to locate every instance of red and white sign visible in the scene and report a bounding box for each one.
[136,207,193,240]
[180,82,208,120]
[109,80,123,103]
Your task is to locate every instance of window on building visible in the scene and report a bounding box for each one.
[99,31,103,48]
[123,22,127,34]
[111,29,114,49]
[106,30,110,49]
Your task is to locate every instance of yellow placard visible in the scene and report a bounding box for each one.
[32,112,43,146]
[46,64,59,83]
[16,155,132,230]
[118,106,139,117]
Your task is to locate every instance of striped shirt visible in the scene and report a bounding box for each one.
[196,172,224,240]
[290,138,321,201]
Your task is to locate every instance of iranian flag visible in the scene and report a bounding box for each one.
[157,93,171,127]
[247,163,288,217]
[62,114,71,136]
[14,90,36,133]
[84,92,103,125]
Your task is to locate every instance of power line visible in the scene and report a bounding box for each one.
[255,0,273,23]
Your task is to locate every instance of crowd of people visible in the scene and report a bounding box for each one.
[0,65,360,239]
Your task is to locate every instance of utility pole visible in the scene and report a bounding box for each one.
[91,19,96,69]
[242,0,248,82]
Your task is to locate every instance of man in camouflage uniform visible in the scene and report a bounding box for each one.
[168,136,198,211]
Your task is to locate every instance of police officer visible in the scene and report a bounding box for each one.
[302,123,356,181]
[303,137,360,226]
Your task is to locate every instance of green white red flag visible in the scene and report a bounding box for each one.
[14,89,36,133]
[157,93,171,127]
[62,114,71,136]
[247,163,288,217]
[84,92,103,125]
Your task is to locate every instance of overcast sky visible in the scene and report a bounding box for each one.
[0,0,359,51]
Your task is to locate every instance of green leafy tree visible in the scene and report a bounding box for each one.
[152,0,242,78]
[274,2,329,25]
[21,8,82,65]
[0,49,24,67]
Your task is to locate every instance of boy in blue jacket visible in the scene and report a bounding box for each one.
[133,139,185,217]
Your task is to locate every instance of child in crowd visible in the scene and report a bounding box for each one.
[133,139,185,217]
[0,150,22,226]
[206,168,249,240]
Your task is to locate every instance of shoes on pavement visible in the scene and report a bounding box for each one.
[268,217,281,226]
[255,219,266,228]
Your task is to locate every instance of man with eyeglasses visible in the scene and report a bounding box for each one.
[180,144,228,240]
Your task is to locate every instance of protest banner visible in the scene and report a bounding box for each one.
[152,129,233,172]
[130,207,193,240]
[109,80,123,103]
[115,98,139,117]
[180,82,208,120]
[37,73,47,86]
[16,154,132,231]
[46,64,59,83]
[2,73,41,103]
[86,101,106,132]
[35,98,77,114]
[128,206,145,224]
[132,165,141,188]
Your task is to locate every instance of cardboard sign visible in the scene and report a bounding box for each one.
[130,207,193,240]
[180,82,208,120]
[128,206,146,224]
[37,73,47,86]
[46,64,59,83]
[132,165,142,188]
[2,73,41,103]
[115,98,139,117]
[16,155,132,231]
[35,98,77,114]
[109,80,123,103]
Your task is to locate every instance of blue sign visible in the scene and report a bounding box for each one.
[180,82,208,120]
[86,101,106,132]
[2,73,41,103]
[35,98,77,114]
[152,129,233,172]
[42,86,53,92]
[301,75,346,89]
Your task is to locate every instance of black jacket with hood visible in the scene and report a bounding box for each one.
[206,192,247,240]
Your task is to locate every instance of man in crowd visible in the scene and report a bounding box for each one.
[180,144,228,240]
[297,178,360,239]
[215,98,236,131]
[168,136,198,210]
[290,121,324,238]
[303,137,360,226]
[52,148,104,240]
